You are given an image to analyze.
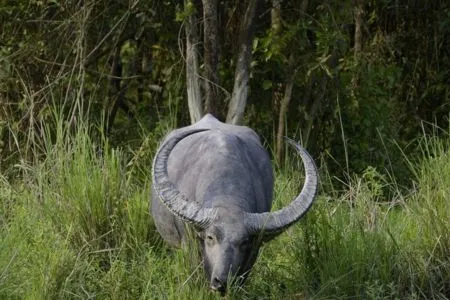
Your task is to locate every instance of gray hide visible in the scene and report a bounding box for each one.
[151,114,318,293]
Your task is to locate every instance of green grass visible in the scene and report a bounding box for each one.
[0,118,449,299]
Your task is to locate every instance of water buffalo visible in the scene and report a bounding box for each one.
[151,114,318,293]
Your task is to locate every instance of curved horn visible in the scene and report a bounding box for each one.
[152,128,215,228]
[246,138,318,236]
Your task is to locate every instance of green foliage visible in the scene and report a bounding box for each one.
[0,204,76,299]
[175,1,197,22]
[0,1,450,296]
[0,0,184,168]
[333,59,404,175]
[244,142,450,298]
[1,111,450,298]
[1,0,449,187]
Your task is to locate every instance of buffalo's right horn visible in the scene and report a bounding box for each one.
[246,138,318,236]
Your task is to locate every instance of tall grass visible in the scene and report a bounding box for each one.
[0,113,216,299]
[0,110,449,298]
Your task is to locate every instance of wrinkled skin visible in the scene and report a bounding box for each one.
[151,115,273,292]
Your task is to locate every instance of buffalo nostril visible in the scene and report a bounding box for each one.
[210,277,226,294]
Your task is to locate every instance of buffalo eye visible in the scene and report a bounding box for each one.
[205,234,215,245]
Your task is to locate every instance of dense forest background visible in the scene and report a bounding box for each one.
[1,0,448,182]
[1,1,450,298]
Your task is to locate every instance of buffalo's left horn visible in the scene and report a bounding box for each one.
[152,128,216,229]
[245,137,318,236]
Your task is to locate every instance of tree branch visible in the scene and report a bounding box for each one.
[226,0,258,125]
[276,55,297,163]
[275,0,308,162]
[352,0,364,90]
[202,0,221,119]
[185,0,203,124]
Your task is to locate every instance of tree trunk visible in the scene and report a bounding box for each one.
[271,0,281,35]
[275,0,308,162]
[275,55,297,163]
[352,0,364,90]
[303,73,328,146]
[185,0,203,124]
[226,0,258,125]
[353,0,364,55]
[106,46,130,134]
[136,39,145,105]
[303,50,338,150]
[202,0,221,119]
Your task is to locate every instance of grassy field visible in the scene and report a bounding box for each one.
[0,118,449,299]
